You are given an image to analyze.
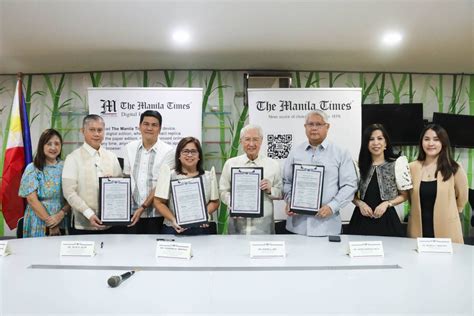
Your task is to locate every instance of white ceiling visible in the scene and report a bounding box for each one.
[0,0,472,74]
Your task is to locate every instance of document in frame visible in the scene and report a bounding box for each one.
[230,167,264,218]
[99,177,131,225]
[171,176,208,228]
[290,164,325,215]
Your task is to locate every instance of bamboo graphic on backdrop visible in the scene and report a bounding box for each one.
[0,80,9,236]
[89,72,102,88]
[360,73,381,104]
[294,72,301,88]
[406,74,414,102]
[198,70,233,233]
[187,71,193,88]
[44,74,73,130]
[431,74,445,113]
[164,71,175,87]
[142,71,149,87]
[463,75,474,233]
[329,72,343,88]
[121,72,135,87]
[305,72,320,88]
[217,96,249,234]
[216,71,230,233]
[0,80,12,178]
[448,74,465,114]
[389,74,408,104]
[377,73,388,104]
[216,71,228,160]
[25,74,44,124]
[202,71,217,116]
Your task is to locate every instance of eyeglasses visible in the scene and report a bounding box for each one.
[181,149,199,156]
[305,122,327,129]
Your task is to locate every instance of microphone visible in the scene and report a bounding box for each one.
[107,271,135,288]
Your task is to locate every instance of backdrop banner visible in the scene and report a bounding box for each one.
[248,88,362,221]
[88,87,203,157]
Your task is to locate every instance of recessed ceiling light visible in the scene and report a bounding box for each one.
[172,30,190,44]
[382,32,403,46]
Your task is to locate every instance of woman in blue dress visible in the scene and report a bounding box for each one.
[19,129,70,237]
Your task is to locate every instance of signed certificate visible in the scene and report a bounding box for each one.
[99,177,131,225]
[171,176,208,227]
[290,164,324,215]
[230,167,264,217]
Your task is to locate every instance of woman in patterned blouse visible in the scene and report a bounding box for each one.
[19,129,70,237]
[348,124,413,237]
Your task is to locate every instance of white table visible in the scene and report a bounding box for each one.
[1,234,473,315]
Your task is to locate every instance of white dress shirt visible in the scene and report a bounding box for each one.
[122,139,174,218]
[219,153,282,234]
[62,143,122,230]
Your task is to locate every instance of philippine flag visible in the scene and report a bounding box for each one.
[0,79,32,229]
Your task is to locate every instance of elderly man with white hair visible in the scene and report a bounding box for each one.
[283,110,358,236]
[219,124,282,234]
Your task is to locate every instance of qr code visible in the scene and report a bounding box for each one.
[267,134,292,159]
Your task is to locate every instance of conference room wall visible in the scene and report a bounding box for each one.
[0,71,472,236]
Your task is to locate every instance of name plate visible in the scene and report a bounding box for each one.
[156,241,192,260]
[250,241,286,258]
[417,238,453,253]
[0,241,11,257]
[349,241,384,258]
[60,241,96,257]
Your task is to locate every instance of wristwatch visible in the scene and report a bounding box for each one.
[141,204,148,209]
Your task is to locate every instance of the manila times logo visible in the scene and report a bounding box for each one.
[100,99,118,116]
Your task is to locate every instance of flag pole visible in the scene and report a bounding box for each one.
[17,72,33,166]
[17,73,23,109]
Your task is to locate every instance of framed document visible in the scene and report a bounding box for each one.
[99,177,131,225]
[290,164,325,215]
[171,176,208,228]
[230,167,264,218]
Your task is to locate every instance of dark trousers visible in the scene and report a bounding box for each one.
[127,217,164,234]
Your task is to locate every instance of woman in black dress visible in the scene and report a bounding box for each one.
[348,124,413,236]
